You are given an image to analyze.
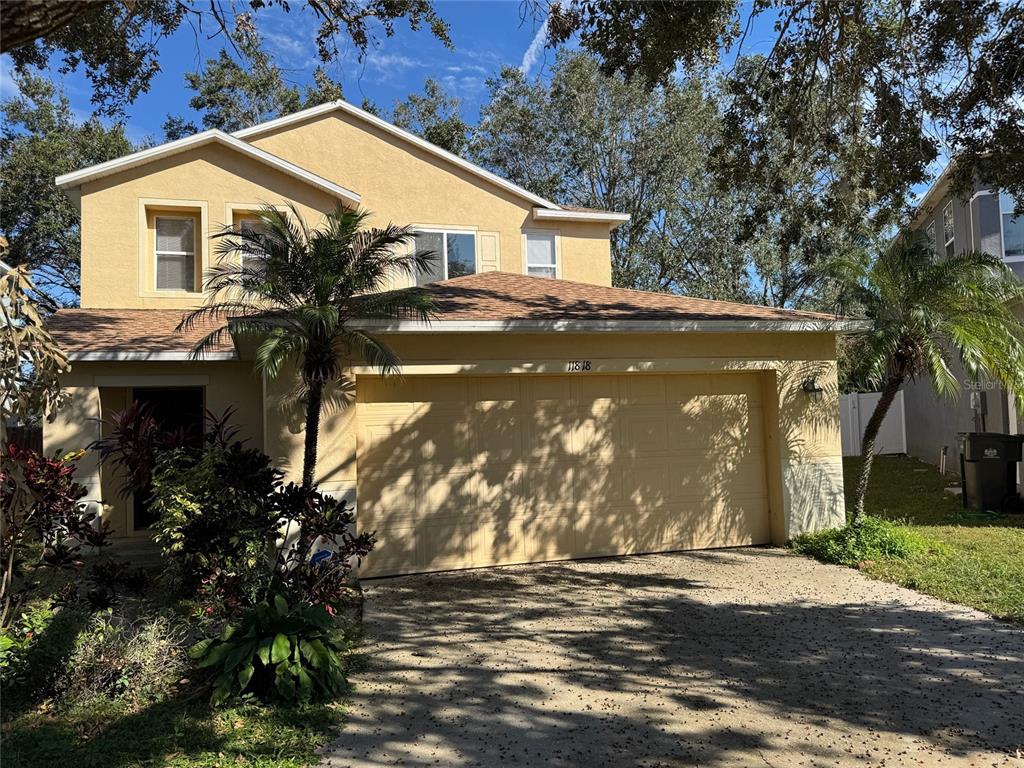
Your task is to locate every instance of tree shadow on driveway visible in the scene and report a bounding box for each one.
[324,548,1024,767]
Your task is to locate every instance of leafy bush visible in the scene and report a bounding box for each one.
[0,603,55,671]
[273,484,375,611]
[190,594,350,705]
[791,515,928,566]
[56,607,188,709]
[150,439,283,605]
[1,445,109,630]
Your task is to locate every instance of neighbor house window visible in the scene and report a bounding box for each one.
[155,216,196,291]
[1000,192,1024,260]
[925,221,937,254]
[413,230,476,285]
[525,233,558,278]
[942,202,955,258]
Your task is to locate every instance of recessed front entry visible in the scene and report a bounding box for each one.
[131,386,205,530]
[356,373,771,577]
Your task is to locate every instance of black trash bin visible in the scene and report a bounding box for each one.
[956,432,1023,513]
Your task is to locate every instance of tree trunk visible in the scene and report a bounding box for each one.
[0,0,105,54]
[301,380,324,490]
[852,374,905,523]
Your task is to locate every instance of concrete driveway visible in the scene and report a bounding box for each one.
[323,548,1024,768]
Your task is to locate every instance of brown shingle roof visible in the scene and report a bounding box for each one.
[49,273,848,357]
[47,309,233,357]
[404,272,842,323]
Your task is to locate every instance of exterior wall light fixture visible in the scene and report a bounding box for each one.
[802,378,825,403]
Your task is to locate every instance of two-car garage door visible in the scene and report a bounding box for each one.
[356,373,771,577]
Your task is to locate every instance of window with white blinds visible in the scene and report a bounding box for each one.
[525,233,557,278]
[155,216,196,291]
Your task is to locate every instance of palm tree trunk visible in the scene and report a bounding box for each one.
[852,374,905,523]
[301,381,324,490]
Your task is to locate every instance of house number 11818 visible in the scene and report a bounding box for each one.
[567,360,592,372]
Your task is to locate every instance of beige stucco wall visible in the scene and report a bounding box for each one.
[44,331,844,544]
[44,360,263,536]
[79,143,342,309]
[247,112,614,286]
[76,114,614,310]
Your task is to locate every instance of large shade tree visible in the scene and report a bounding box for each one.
[544,0,1024,213]
[839,234,1024,521]
[162,25,345,140]
[471,51,752,300]
[0,71,137,304]
[179,205,434,489]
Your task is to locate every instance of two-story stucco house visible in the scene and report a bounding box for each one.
[44,100,861,577]
[901,163,1023,489]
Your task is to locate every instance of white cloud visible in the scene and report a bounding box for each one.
[365,52,422,72]
[519,11,551,75]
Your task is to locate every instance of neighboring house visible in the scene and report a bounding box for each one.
[44,100,861,577]
[902,163,1024,486]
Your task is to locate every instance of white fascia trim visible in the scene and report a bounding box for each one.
[350,318,871,334]
[55,130,361,206]
[232,100,561,211]
[532,208,631,224]
[69,351,238,361]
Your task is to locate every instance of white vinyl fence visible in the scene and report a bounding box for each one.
[839,391,907,457]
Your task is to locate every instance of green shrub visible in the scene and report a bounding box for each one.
[150,439,283,606]
[189,594,351,706]
[791,515,928,566]
[0,603,55,671]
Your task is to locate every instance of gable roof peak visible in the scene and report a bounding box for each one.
[232,99,564,211]
[54,129,361,206]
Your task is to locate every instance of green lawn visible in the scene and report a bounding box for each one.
[843,454,1024,623]
[3,696,343,768]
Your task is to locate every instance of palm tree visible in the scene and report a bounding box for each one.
[178,204,434,489]
[841,233,1024,522]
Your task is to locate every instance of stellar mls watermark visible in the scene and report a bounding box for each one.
[966,380,999,391]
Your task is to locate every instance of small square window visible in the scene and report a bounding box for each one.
[155,216,196,291]
[525,233,557,278]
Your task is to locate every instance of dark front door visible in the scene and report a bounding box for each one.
[132,386,205,530]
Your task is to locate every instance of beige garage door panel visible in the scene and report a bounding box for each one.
[357,373,770,577]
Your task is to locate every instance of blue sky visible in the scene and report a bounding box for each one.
[1,1,566,144]
[0,1,792,145]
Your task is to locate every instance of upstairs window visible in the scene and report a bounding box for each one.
[155,216,196,291]
[1000,192,1024,260]
[239,216,270,272]
[942,203,955,258]
[414,230,476,285]
[525,233,558,278]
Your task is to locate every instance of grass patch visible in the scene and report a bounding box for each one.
[791,515,930,566]
[796,455,1024,623]
[3,696,342,768]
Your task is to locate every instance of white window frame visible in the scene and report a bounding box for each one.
[413,228,478,280]
[942,202,955,258]
[925,220,937,254]
[154,214,197,292]
[522,230,561,279]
